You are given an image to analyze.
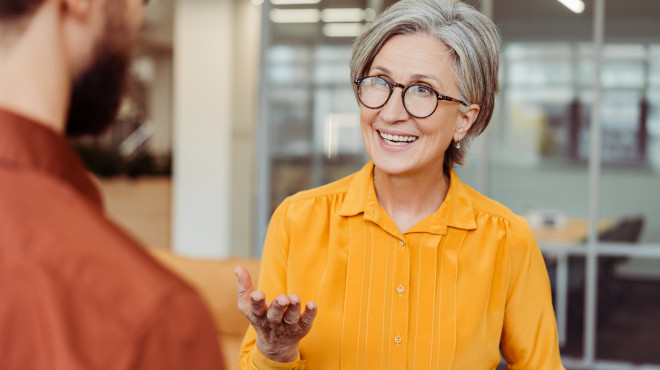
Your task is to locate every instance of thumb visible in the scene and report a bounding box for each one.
[235,265,254,300]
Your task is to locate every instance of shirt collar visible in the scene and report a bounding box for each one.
[339,161,477,235]
[0,109,103,209]
[338,161,376,217]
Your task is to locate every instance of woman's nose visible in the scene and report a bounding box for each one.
[379,88,409,123]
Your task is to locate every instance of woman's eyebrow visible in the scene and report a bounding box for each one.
[369,68,446,88]
[369,65,391,75]
[410,73,441,84]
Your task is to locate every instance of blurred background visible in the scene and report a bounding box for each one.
[78,0,659,368]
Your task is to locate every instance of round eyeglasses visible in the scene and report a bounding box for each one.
[354,76,468,118]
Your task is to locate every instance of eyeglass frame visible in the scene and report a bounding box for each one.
[353,76,469,119]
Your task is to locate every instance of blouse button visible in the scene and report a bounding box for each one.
[394,333,402,344]
[397,285,405,295]
[399,239,405,246]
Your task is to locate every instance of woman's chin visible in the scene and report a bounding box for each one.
[372,159,417,177]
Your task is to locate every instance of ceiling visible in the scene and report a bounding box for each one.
[136,0,660,51]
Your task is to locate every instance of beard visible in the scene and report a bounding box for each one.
[65,47,130,137]
[65,2,133,138]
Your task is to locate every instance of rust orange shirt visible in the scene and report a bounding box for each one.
[240,161,563,369]
[0,109,225,370]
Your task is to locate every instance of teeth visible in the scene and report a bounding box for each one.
[379,131,417,145]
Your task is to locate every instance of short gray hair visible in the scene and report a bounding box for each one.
[350,0,501,172]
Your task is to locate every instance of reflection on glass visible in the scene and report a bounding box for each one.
[595,3,660,364]
[266,44,365,214]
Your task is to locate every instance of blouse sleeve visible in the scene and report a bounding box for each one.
[238,200,307,370]
[500,217,565,370]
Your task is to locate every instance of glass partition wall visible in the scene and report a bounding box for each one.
[255,0,660,367]
[589,0,660,367]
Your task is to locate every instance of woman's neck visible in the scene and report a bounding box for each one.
[373,166,450,233]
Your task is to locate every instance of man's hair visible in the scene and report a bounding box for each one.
[350,0,501,173]
[0,0,45,20]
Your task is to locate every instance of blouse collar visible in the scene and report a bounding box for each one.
[339,161,477,235]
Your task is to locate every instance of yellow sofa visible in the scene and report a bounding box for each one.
[148,248,260,369]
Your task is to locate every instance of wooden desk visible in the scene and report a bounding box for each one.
[531,218,612,244]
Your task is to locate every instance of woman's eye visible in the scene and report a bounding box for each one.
[412,85,434,96]
[375,78,389,86]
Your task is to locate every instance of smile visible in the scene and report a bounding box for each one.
[378,130,418,146]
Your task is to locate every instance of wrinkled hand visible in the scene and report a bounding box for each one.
[235,266,317,363]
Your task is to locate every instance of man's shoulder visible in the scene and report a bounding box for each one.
[0,169,219,368]
[0,168,198,330]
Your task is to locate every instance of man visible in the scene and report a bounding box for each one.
[0,0,225,369]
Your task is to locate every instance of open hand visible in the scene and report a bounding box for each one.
[235,266,317,363]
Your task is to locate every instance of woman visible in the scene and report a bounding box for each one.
[236,0,564,368]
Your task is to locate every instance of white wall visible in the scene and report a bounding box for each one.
[230,0,261,256]
[172,0,234,258]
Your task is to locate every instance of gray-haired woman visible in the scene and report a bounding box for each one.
[236,0,564,368]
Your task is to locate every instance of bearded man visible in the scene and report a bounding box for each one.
[0,0,225,369]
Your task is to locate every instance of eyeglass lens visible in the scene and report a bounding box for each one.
[358,76,438,118]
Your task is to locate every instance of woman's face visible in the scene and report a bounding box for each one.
[359,33,479,177]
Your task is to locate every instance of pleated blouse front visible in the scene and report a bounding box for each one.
[239,162,563,370]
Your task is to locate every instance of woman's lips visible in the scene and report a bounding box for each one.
[378,130,418,146]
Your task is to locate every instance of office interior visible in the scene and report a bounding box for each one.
[82,0,659,368]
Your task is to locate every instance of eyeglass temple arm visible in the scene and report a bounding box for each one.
[440,95,469,106]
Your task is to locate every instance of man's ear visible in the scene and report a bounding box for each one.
[60,0,101,75]
[454,103,480,142]
[61,0,92,19]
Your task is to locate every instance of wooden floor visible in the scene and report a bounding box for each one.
[96,176,172,249]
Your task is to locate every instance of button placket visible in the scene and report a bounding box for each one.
[391,235,410,364]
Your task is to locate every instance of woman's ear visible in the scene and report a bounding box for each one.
[454,103,480,142]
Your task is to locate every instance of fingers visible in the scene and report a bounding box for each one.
[234,266,317,338]
[267,295,290,323]
[298,302,317,331]
[282,294,301,325]
[249,290,268,318]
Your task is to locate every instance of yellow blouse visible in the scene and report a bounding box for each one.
[239,162,564,369]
